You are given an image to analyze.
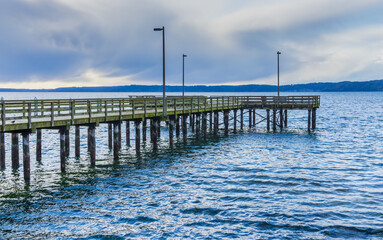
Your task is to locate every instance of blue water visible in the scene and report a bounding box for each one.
[1,92,383,239]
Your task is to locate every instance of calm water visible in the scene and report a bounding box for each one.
[0,92,383,239]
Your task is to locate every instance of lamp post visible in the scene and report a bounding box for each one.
[154,26,166,116]
[182,54,187,97]
[277,51,281,97]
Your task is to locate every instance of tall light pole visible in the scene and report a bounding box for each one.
[277,51,281,97]
[182,54,187,97]
[154,26,166,116]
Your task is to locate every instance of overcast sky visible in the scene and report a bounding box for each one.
[0,0,383,89]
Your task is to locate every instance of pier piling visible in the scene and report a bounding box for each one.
[176,116,180,137]
[65,128,70,157]
[280,109,284,129]
[308,109,312,133]
[0,133,4,169]
[312,108,317,129]
[36,129,42,162]
[75,126,80,158]
[233,109,237,133]
[152,118,158,150]
[273,109,277,132]
[284,109,288,127]
[126,121,130,146]
[59,128,65,172]
[266,109,270,132]
[169,116,174,147]
[224,110,229,136]
[202,112,207,139]
[22,132,30,181]
[214,112,218,135]
[195,114,200,139]
[135,120,141,154]
[249,108,252,127]
[182,115,187,144]
[240,109,244,130]
[142,119,147,142]
[108,123,112,149]
[12,133,19,169]
[89,124,96,166]
[113,122,120,159]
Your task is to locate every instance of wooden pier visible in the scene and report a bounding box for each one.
[0,95,320,182]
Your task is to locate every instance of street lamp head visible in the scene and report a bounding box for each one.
[153,27,164,31]
[183,54,187,58]
[277,51,281,55]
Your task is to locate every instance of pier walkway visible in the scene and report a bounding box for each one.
[0,95,320,182]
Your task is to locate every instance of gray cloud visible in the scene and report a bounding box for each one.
[0,0,382,88]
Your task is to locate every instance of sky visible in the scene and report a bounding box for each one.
[0,0,383,89]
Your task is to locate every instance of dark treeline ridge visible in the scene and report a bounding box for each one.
[0,79,382,92]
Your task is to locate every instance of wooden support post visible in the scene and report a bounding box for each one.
[196,114,200,139]
[22,132,30,182]
[284,109,288,127]
[142,119,147,142]
[202,112,207,139]
[108,123,112,149]
[280,109,284,129]
[118,122,122,147]
[175,116,180,137]
[87,127,91,152]
[273,109,277,132]
[65,128,70,157]
[233,109,237,133]
[0,133,4,169]
[169,116,174,147]
[126,121,130,146]
[152,118,158,150]
[224,110,229,136]
[89,124,96,166]
[113,122,120,159]
[240,108,244,130]
[59,128,65,172]
[75,126,80,158]
[249,108,252,127]
[253,108,256,127]
[214,111,219,136]
[12,133,19,169]
[308,109,312,133]
[36,129,42,162]
[135,120,141,154]
[209,112,213,132]
[312,108,317,129]
[182,115,187,144]
[191,114,195,132]
[266,109,270,132]
[157,119,161,138]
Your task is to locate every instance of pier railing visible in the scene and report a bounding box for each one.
[0,96,319,132]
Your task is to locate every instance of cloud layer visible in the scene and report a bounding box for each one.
[0,0,382,88]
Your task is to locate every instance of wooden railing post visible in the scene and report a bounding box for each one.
[51,102,54,127]
[132,100,135,118]
[27,103,32,129]
[119,100,122,121]
[1,102,5,132]
[71,100,75,125]
[88,100,92,123]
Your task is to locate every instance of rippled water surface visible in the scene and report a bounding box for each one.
[1,92,383,239]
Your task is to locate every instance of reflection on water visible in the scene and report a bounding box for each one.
[1,92,383,239]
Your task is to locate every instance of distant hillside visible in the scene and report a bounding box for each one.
[0,79,382,92]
